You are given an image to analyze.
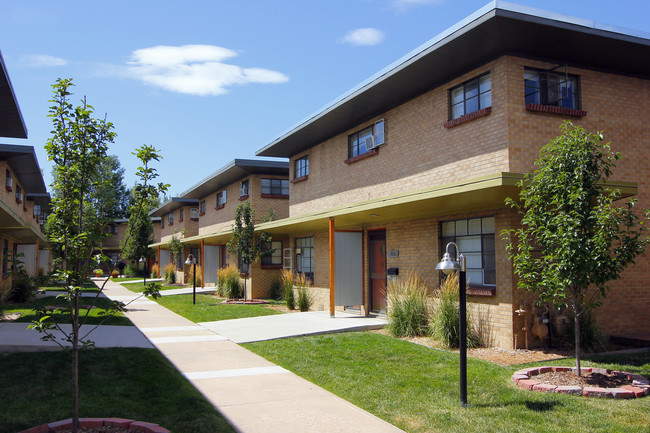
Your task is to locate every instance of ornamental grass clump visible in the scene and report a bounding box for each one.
[430,273,483,348]
[186,264,203,287]
[150,264,159,279]
[217,265,242,299]
[295,272,313,312]
[281,268,295,310]
[163,263,176,284]
[386,271,430,337]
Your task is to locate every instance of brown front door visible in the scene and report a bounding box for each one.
[369,230,386,313]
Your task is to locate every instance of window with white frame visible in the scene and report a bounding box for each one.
[240,180,249,197]
[295,156,309,178]
[179,209,184,222]
[348,119,385,158]
[295,237,314,281]
[524,67,579,109]
[450,73,491,120]
[261,240,283,266]
[440,216,495,287]
[168,212,174,225]
[261,179,289,196]
[217,190,227,207]
[190,207,199,220]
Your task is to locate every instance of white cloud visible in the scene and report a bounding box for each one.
[21,54,67,67]
[340,28,385,46]
[389,0,445,14]
[126,44,289,96]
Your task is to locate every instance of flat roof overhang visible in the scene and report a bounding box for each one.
[150,198,199,217]
[0,144,47,194]
[0,199,48,244]
[153,172,637,245]
[0,52,27,139]
[256,1,650,158]
[179,159,289,200]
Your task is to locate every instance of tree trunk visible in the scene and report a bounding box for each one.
[72,292,80,433]
[573,292,581,376]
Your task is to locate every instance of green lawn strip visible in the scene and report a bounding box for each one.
[121,282,183,292]
[244,332,650,433]
[153,294,283,323]
[110,277,142,283]
[5,296,132,326]
[0,348,236,433]
[40,283,99,292]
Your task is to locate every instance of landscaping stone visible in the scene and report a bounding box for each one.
[555,386,583,395]
[609,388,635,399]
[532,383,557,393]
[583,387,612,397]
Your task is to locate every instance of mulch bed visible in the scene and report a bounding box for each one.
[535,370,632,388]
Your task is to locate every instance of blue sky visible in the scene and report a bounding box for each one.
[2,0,649,196]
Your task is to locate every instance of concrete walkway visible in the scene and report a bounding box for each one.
[98,279,403,433]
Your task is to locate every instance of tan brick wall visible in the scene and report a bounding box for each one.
[288,57,509,217]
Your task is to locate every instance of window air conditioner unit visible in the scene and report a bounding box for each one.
[365,136,377,150]
[240,187,248,196]
[5,177,12,191]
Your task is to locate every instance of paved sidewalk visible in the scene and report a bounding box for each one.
[100,279,403,433]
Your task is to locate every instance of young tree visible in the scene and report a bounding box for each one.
[504,122,648,375]
[121,189,155,265]
[32,78,167,432]
[227,202,273,300]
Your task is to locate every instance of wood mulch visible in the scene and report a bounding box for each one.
[534,370,633,388]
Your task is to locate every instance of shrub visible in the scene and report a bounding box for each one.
[124,263,140,277]
[93,269,103,277]
[217,265,242,298]
[281,269,295,310]
[430,273,483,348]
[295,273,313,312]
[270,277,283,300]
[186,264,203,287]
[562,306,606,353]
[150,264,159,279]
[163,263,176,284]
[387,271,430,337]
[9,271,36,304]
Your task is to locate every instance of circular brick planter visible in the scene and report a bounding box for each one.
[19,417,169,433]
[511,366,650,398]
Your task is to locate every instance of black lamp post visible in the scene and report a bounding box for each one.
[436,241,468,407]
[185,254,197,305]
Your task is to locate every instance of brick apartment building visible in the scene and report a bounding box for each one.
[0,51,50,285]
[252,2,650,349]
[150,159,289,296]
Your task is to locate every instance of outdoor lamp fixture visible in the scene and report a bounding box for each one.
[436,242,468,407]
[185,254,197,305]
[139,257,147,287]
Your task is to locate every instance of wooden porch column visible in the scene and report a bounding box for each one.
[329,217,335,317]
[200,239,205,287]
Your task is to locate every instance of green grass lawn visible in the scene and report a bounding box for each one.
[0,348,236,433]
[110,277,142,283]
[244,332,650,433]
[153,294,284,323]
[40,283,99,292]
[5,296,132,326]
[120,281,181,292]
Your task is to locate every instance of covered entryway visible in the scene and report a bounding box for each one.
[159,250,171,271]
[369,230,386,313]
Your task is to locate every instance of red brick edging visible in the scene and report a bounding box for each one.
[19,418,169,433]
[511,366,650,398]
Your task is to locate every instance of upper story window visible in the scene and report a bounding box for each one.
[524,67,579,109]
[240,180,250,198]
[190,207,199,220]
[261,179,289,196]
[217,190,227,207]
[168,212,174,225]
[199,200,206,215]
[295,156,309,179]
[179,209,184,222]
[161,217,165,228]
[440,216,495,289]
[107,225,118,235]
[15,185,22,204]
[450,73,491,120]
[348,119,385,158]
[5,170,12,192]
